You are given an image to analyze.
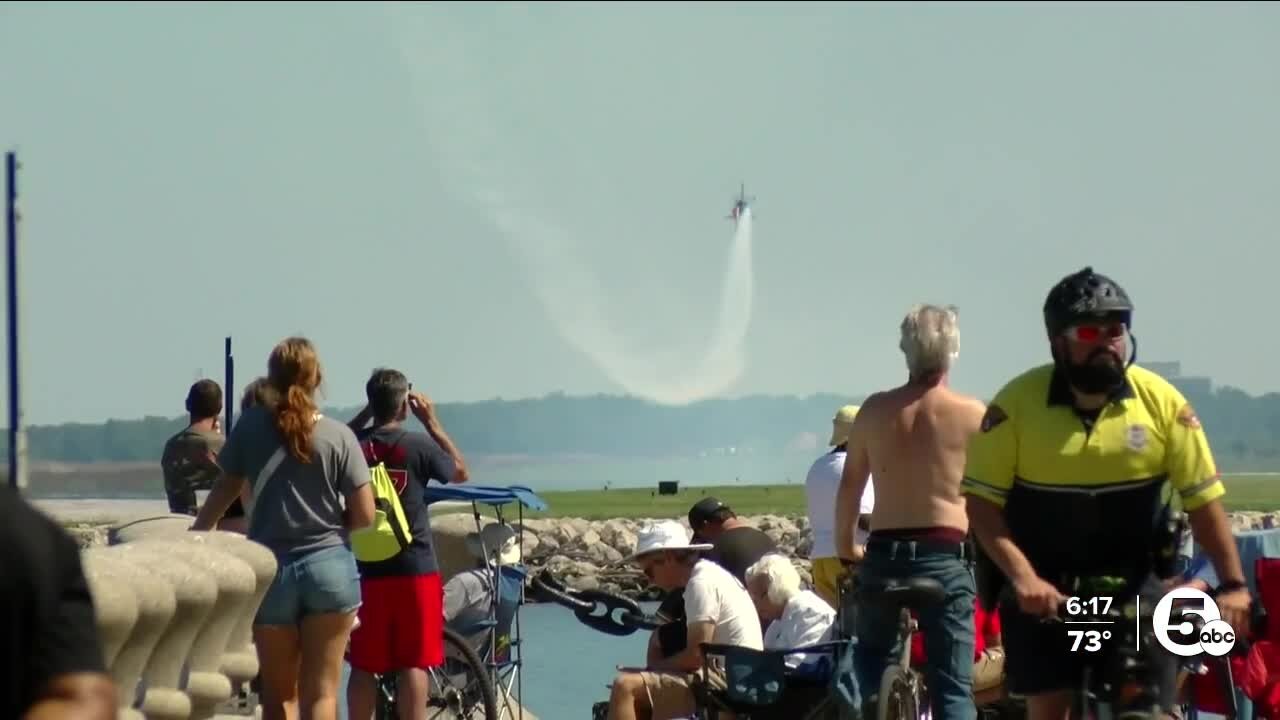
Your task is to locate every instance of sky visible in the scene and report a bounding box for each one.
[1,1,1278,426]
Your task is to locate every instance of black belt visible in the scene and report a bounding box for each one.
[866,537,969,559]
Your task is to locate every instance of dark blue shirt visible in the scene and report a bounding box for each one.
[354,424,457,576]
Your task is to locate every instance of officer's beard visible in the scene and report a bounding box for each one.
[1059,337,1137,395]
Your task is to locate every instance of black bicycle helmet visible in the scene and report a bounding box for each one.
[1043,266,1133,337]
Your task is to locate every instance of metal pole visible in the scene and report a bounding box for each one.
[224,336,233,432]
[6,151,26,491]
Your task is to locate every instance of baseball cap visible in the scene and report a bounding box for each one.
[688,496,730,535]
[829,404,861,446]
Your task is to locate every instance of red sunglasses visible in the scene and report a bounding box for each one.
[1065,322,1126,344]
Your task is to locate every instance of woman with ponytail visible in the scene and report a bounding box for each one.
[195,336,375,720]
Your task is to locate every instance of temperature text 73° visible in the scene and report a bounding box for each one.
[1068,629,1112,652]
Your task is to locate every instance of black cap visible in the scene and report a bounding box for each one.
[688,497,729,531]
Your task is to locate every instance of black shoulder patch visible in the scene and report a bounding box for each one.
[980,404,1008,433]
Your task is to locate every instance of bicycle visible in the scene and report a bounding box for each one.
[845,574,946,720]
[1001,574,1250,720]
[369,624,499,720]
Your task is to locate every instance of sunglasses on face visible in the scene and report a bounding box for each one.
[1064,322,1126,344]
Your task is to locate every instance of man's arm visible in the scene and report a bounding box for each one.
[650,620,715,673]
[23,674,117,720]
[835,408,872,562]
[1186,500,1245,586]
[348,405,373,433]
[190,472,247,531]
[966,496,1038,586]
[409,391,469,483]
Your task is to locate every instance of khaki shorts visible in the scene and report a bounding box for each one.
[638,667,728,719]
[973,648,1006,694]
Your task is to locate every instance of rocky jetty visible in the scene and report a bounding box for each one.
[516,514,813,601]
[62,510,1280,603]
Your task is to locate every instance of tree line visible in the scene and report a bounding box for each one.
[2,382,1279,471]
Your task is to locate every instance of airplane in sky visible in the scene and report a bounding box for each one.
[725,183,754,225]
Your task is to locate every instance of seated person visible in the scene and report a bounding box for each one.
[647,498,779,664]
[744,553,836,669]
[444,522,521,650]
[606,520,764,720]
[909,596,1006,704]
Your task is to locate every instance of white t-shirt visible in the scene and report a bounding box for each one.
[684,559,764,650]
[763,589,836,667]
[804,449,875,559]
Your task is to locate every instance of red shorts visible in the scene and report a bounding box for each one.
[348,573,445,674]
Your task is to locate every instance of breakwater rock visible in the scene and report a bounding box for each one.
[516,515,813,602]
[59,510,1280,603]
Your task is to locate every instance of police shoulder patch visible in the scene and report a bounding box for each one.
[981,404,1008,433]
[1176,403,1202,430]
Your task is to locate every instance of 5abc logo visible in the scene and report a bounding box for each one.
[1151,587,1237,657]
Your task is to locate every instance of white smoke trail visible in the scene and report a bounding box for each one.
[383,5,755,404]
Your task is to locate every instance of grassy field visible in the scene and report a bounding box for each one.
[437,473,1280,521]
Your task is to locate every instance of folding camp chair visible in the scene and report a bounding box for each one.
[694,640,848,719]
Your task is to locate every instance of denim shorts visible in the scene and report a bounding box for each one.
[256,544,362,626]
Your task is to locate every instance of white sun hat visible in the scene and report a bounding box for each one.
[465,522,523,565]
[630,519,715,560]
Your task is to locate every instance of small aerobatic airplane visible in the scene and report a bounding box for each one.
[725,182,755,225]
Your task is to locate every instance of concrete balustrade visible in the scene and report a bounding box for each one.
[83,547,179,720]
[83,515,270,719]
[110,542,219,720]
[130,538,257,720]
[176,532,278,693]
[77,512,510,719]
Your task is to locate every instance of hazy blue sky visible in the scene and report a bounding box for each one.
[2,1,1278,426]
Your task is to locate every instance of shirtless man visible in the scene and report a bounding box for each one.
[835,304,986,720]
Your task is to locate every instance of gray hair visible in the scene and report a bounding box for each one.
[899,304,960,377]
[745,553,801,607]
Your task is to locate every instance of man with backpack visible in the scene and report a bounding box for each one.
[345,368,469,720]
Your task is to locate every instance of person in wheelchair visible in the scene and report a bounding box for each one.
[744,553,836,669]
[443,521,521,649]
[605,520,763,720]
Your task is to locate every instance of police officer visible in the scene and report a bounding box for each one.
[963,266,1251,720]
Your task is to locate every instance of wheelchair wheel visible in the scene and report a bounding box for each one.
[427,626,498,720]
[876,667,921,720]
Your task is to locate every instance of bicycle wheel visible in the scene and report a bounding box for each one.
[876,667,920,720]
[375,674,399,720]
[426,625,498,720]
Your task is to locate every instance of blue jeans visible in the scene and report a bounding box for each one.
[256,544,362,626]
[853,538,977,720]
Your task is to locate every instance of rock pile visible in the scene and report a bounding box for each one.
[515,514,814,600]
[63,510,1280,603]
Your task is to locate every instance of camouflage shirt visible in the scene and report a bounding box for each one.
[160,427,224,499]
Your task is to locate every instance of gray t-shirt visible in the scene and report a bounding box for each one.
[218,405,370,560]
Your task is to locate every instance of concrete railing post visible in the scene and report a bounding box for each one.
[175,532,277,694]
[106,543,219,720]
[82,548,178,720]
[129,538,257,720]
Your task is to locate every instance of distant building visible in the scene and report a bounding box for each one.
[1173,377,1213,398]
[1143,360,1213,397]
[1143,361,1182,378]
